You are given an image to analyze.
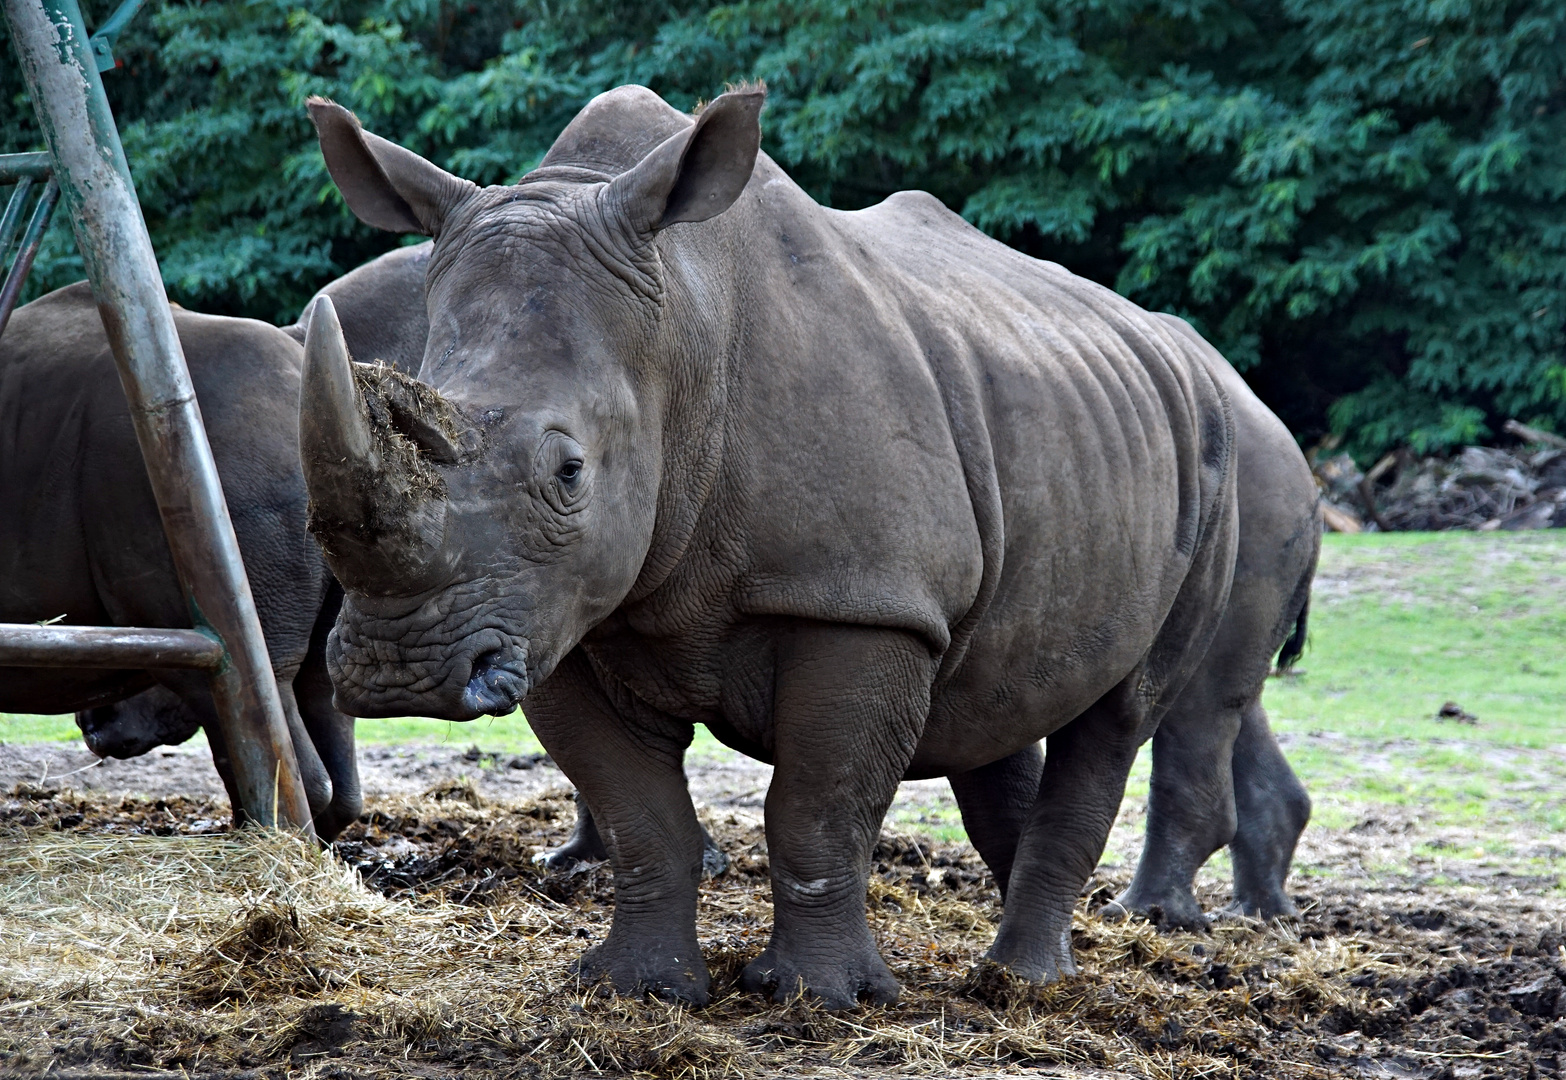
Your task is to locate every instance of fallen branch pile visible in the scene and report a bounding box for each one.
[1314,423,1566,532]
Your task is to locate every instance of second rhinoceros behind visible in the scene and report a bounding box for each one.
[299,85,1240,1008]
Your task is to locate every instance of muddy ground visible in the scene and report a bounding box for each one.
[1,739,1563,1079]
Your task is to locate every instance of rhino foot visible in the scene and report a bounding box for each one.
[982,923,1077,984]
[1104,885,1209,930]
[740,943,899,1010]
[574,937,710,1006]
[700,834,729,879]
[536,829,728,878]
[533,840,604,875]
[1219,890,1299,921]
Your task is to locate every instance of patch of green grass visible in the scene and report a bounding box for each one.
[1264,530,1566,747]
[0,713,85,743]
[1,708,731,759]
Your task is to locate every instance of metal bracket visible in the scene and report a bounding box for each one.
[88,0,144,72]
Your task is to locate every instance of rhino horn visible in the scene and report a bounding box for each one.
[300,295,454,593]
[301,295,373,485]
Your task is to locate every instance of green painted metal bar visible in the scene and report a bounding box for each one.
[0,176,59,337]
[87,0,145,72]
[0,623,224,669]
[0,175,37,254]
[0,151,53,182]
[1,0,313,834]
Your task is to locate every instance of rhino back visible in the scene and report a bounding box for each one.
[284,242,432,375]
[655,169,1234,763]
[0,283,329,712]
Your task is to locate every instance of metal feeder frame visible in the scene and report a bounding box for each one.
[1,0,312,833]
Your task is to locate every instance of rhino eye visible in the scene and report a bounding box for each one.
[536,430,588,510]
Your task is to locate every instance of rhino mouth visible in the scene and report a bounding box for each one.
[462,646,530,717]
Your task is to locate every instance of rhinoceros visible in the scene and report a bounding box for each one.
[257,240,1318,916]
[299,84,1252,1007]
[0,283,361,839]
[549,335,1319,926]
[62,244,445,828]
[955,334,1319,930]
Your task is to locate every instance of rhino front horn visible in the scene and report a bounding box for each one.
[301,295,373,478]
[300,295,451,593]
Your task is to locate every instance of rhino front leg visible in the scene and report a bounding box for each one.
[948,744,1043,900]
[987,678,1155,982]
[1227,700,1309,918]
[294,659,363,842]
[740,625,933,1010]
[525,650,710,1005]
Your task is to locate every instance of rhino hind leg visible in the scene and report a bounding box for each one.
[538,793,730,878]
[948,744,1043,899]
[984,681,1155,982]
[1224,700,1309,918]
[1107,680,1243,929]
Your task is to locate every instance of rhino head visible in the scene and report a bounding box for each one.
[300,87,763,720]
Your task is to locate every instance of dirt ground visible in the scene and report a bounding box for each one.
[0,738,958,838]
[1,739,1563,1079]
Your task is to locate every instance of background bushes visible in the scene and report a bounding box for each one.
[3,0,1563,459]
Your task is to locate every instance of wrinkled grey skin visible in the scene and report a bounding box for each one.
[952,343,1320,929]
[0,283,361,840]
[300,241,1315,914]
[300,86,1244,1008]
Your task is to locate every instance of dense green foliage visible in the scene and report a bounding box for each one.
[4,0,1563,456]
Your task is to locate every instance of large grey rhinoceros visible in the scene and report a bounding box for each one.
[280,240,1318,923]
[0,283,361,839]
[299,85,1246,1007]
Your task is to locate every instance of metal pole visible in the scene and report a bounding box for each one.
[0,151,53,182]
[0,624,224,669]
[0,176,38,254]
[0,176,59,336]
[3,0,313,834]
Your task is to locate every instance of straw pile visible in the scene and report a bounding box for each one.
[1,784,1557,1079]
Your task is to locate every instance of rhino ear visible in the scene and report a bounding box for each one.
[308,97,476,235]
[608,87,764,233]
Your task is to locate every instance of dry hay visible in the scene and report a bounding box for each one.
[2,784,1563,1079]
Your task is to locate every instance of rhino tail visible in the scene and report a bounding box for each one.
[1275,599,1308,672]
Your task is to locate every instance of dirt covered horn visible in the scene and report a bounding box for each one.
[298,295,452,593]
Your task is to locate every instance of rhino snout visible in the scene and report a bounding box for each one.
[326,609,533,721]
[462,643,530,716]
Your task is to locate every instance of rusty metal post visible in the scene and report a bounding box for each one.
[3,0,313,834]
[0,624,225,669]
